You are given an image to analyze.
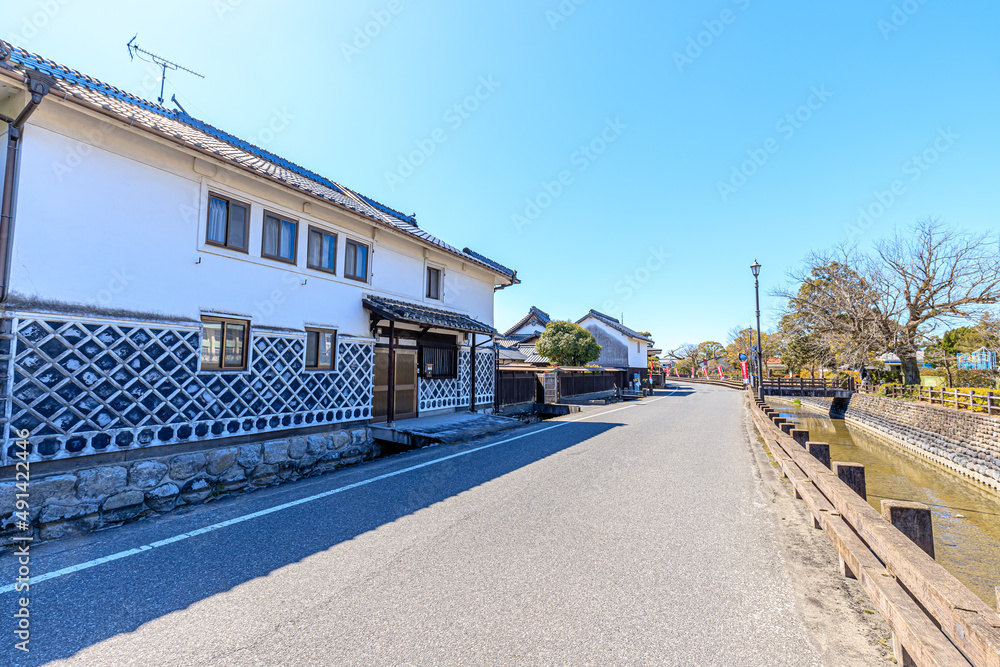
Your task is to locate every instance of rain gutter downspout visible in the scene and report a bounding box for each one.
[1,70,53,303]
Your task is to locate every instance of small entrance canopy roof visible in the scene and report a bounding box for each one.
[363,295,496,335]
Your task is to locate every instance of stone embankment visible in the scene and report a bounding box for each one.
[797,393,1000,495]
[1,426,375,546]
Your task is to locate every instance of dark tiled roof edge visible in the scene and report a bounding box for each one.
[577,309,653,342]
[502,305,550,337]
[363,294,496,335]
[1,43,514,279]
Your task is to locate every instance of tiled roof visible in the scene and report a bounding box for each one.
[576,309,653,342]
[462,248,518,283]
[503,306,551,337]
[363,295,495,335]
[0,43,515,281]
[498,346,527,361]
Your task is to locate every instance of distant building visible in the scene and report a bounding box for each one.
[503,306,550,341]
[575,310,652,380]
[957,347,997,370]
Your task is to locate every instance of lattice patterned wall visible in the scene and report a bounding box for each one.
[4,316,373,464]
[419,347,494,412]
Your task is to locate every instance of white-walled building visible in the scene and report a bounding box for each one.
[576,310,652,379]
[503,306,550,340]
[0,45,517,465]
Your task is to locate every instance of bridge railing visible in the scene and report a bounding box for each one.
[762,377,856,392]
[750,397,999,666]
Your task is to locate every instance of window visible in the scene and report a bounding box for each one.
[305,329,337,370]
[426,267,441,300]
[345,239,369,281]
[419,344,457,378]
[201,317,249,370]
[262,213,297,263]
[307,227,337,274]
[206,194,248,252]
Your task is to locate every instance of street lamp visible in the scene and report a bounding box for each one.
[751,260,764,402]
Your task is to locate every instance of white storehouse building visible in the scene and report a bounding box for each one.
[0,45,517,467]
[576,310,652,380]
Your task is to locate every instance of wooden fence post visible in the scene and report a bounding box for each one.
[806,441,831,470]
[988,391,994,416]
[832,462,867,501]
[881,500,935,559]
[790,428,808,448]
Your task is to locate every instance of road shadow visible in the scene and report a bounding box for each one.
[4,419,623,665]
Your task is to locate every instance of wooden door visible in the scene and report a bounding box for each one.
[393,349,418,420]
[372,348,418,423]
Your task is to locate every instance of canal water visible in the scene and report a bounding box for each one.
[771,399,1000,609]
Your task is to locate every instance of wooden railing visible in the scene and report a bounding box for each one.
[750,398,1000,666]
[868,384,1000,416]
[762,377,856,392]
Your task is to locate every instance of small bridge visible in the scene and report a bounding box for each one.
[669,377,856,398]
[762,377,855,398]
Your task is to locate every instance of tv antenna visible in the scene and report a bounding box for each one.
[126,35,204,106]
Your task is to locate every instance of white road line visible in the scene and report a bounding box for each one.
[1,395,674,594]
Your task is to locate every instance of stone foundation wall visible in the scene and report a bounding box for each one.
[795,394,1000,494]
[0,425,376,547]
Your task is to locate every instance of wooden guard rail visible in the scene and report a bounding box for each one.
[750,397,1000,667]
[864,384,1000,416]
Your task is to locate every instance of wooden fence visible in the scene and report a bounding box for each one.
[751,398,1000,666]
[559,371,619,398]
[867,384,1000,415]
[496,372,540,407]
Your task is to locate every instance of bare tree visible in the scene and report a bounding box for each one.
[779,219,1000,384]
[868,220,1000,383]
[665,343,699,375]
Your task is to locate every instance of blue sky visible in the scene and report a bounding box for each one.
[6,0,999,351]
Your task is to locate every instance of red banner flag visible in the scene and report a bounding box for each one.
[740,360,749,384]
[716,365,724,379]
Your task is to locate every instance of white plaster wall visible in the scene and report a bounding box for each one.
[9,108,498,335]
[508,322,544,336]
[629,339,649,368]
[580,317,648,368]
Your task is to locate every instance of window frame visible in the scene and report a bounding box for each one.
[344,238,371,282]
[200,316,250,372]
[418,343,458,379]
[304,327,338,372]
[306,226,338,275]
[426,265,442,301]
[261,211,299,265]
[205,193,250,253]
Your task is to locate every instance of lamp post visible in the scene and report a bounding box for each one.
[751,260,764,402]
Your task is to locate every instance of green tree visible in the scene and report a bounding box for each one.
[536,321,602,367]
[941,326,985,355]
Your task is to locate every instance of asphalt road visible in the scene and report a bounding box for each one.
[3,383,876,666]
